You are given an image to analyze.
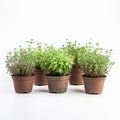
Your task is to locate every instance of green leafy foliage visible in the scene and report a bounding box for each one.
[62,39,85,69]
[40,46,73,76]
[5,39,36,76]
[78,42,115,77]
[34,42,43,70]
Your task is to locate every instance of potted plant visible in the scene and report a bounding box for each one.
[40,46,73,93]
[34,42,47,85]
[78,42,115,94]
[62,39,84,85]
[5,40,36,93]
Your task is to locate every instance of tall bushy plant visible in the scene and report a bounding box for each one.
[62,39,85,69]
[35,42,44,70]
[40,46,73,76]
[78,42,115,77]
[6,39,36,76]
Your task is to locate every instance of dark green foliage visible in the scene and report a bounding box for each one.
[78,42,115,77]
[40,46,73,76]
[6,39,36,76]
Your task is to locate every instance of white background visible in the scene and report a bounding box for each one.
[0,0,120,120]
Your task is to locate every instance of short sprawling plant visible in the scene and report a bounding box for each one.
[78,42,115,77]
[5,39,36,76]
[40,46,73,76]
[62,39,85,69]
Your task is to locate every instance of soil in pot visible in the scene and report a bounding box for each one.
[69,69,84,85]
[34,70,47,85]
[12,75,34,93]
[83,76,106,94]
[46,75,69,93]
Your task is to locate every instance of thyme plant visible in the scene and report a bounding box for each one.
[62,39,85,69]
[35,42,44,70]
[78,42,115,77]
[6,39,36,76]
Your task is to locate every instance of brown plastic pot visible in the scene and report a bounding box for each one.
[69,69,84,85]
[34,70,47,85]
[12,75,34,93]
[46,75,70,93]
[83,76,106,94]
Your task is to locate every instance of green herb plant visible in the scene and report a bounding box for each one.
[35,42,44,70]
[40,46,73,76]
[62,39,85,69]
[78,42,115,77]
[6,39,36,76]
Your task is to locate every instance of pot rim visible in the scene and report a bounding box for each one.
[82,75,106,78]
[11,75,34,77]
[46,74,70,78]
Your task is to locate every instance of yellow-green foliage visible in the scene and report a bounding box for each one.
[40,46,73,76]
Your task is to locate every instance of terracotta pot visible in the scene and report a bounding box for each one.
[46,75,69,93]
[69,69,84,85]
[12,75,34,93]
[83,76,106,94]
[34,70,47,85]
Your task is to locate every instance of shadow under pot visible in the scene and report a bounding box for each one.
[46,75,70,93]
[69,69,84,85]
[82,76,106,94]
[34,70,47,86]
[12,75,34,93]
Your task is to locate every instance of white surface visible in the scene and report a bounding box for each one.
[0,0,120,120]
